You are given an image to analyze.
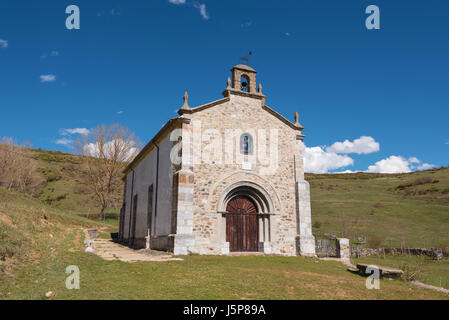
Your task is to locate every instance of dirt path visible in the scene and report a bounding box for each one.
[83,230,183,263]
[410,281,449,295]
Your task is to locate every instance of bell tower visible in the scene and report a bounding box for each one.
[223,64,265,103]
[230,64,258,93]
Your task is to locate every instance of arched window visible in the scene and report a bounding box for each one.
[240,133,253,155]
[240,75,250,92]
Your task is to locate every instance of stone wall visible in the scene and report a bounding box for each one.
[350,247,446,259]
[184,92,307,256]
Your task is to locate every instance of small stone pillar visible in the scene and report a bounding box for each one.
[173,169,195,255]
[295,180,316,256]
[145,229,151,249]
[294,152,316,257]
[173,119,196,255]
[337,238,350,260]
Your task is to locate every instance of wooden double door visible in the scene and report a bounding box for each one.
[226,196,259,252]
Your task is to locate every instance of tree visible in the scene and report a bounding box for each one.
[0,137,36,192]
[76,124,140,220]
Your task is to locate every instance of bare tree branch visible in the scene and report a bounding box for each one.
[73,124,141,220]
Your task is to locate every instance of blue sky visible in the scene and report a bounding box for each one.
[0,0,448,173]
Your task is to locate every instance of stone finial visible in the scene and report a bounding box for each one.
[226,77,231,89]
[181,91,190,111]
[294,112,303,129]
[258,83,263,94]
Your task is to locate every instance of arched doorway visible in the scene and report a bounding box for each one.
[226,195,259,252]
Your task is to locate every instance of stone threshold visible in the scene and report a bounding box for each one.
[228,252,265,256]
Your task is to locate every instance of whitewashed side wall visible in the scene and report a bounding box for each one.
[121,134,174,247]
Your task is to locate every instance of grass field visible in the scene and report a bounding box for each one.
[1,148,449,299]
[352,255,449,290]
[0,184,447,300]
[1,228,447,299]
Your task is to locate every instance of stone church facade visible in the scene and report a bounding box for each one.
[118,64,316,256]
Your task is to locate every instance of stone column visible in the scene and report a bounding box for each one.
[173,120,196,255]
[258,215,272,254]
[337,238,350,260]
[294,154,316,257]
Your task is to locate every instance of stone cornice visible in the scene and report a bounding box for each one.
[263,104,304,132]
[123,117,182,176]
[222,88,265,100]
[231,64,257,73]
[188,97,230,113]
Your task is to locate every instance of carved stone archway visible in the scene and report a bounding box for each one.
[218,181,274,253]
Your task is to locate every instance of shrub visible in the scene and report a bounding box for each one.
[0,223,28,261]
[313,220,322,229]
[396,176,439,190]
[373,202,383,208]
[367,235,384,248]
[401,260,426,282]
[404,188,417,196]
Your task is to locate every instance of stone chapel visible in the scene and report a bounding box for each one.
[118,64,316,256]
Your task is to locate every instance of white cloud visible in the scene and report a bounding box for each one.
[117,110,124,115]
[367,156,412,173]
[445,140,449,145]
[41,50,59,60]
[408,157,420,164]
[61,128,90,136]
[332,170,364,174]
[40,74,56,83]
[302,143,354,174]
[417,163,435,171]
[56,128,90,146]
[168,1,209,20]
[55,138,73,146]
[0,39,8,48]
[84,139,137,161]
[303,136,434,174]
[241,20,253,28]
[367,155,436,173]
[193,2,209,20]
[97,8,122,17]
[326,136,379,155]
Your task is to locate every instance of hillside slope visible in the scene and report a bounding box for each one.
[307,167,449,248]
[29,149,121,220]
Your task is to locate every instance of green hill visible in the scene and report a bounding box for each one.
[307,168,449,248]
[26,148,120,221]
